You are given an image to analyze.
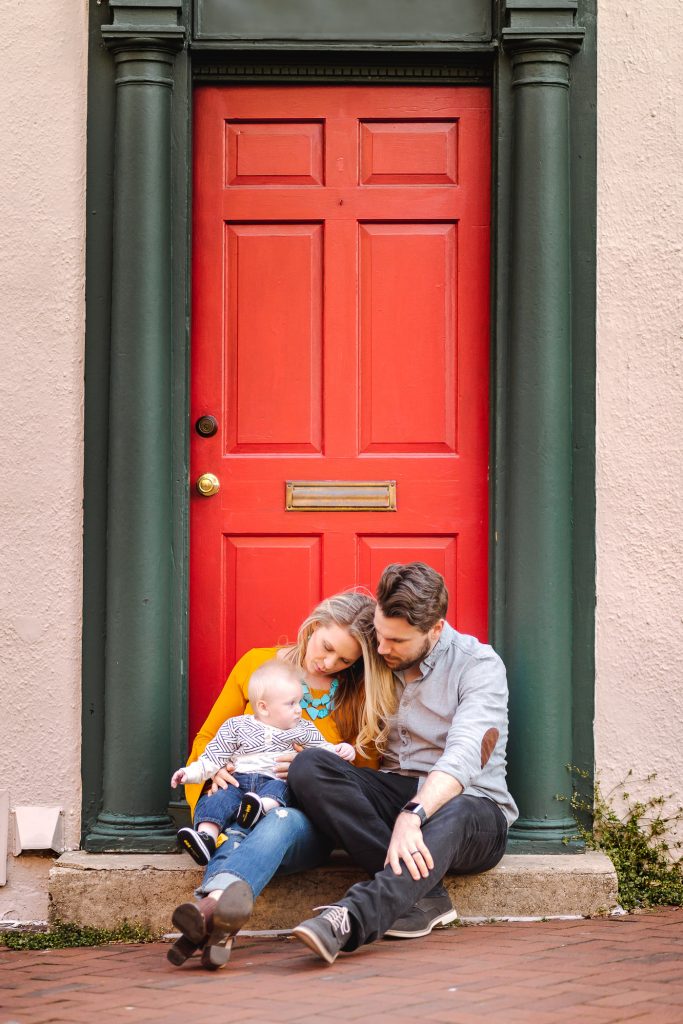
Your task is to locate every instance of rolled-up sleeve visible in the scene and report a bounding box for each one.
[432,652,508,790]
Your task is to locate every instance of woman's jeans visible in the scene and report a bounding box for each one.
[194,772,289,831]
[197,806,332,899]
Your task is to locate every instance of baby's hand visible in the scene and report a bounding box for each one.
[170,768,187,788]
[334,742,356,762]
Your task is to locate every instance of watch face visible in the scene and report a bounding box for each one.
[403,801,426,822]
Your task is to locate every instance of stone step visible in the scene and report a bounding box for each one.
[50,851,618,933]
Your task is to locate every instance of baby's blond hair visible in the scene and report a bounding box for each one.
[247,658,301,706]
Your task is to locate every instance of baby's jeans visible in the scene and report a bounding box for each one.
[193,772,289,831]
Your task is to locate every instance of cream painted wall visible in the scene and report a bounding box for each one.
[596,3,683,836]
[0,2,87,920]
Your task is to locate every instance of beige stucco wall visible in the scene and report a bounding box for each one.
[595,3,683,835]
[0,2,87,920]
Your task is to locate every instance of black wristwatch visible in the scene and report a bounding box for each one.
[400,800,428,826]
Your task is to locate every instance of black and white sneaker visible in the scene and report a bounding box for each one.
[177,827,216,866]
[292,905,352,964]
[236,791,265,829]
[384,888,458,938]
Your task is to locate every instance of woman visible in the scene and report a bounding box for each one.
[168,590,394,970]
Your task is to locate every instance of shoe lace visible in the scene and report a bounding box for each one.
[313,904,351,936]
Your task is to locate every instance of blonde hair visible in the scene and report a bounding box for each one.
[281,591,397,756]
[247,659,301,705]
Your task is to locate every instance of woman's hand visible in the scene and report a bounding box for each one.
[209,762,239,794]
[274,743,304,779]
[384,812,434,880]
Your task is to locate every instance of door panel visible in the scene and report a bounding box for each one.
[223,536,322,656]
[226,121,325,186]
[360,119,458,185]
[225,223,323,453]
[191,85,491,739]
[358,536,459,618]
[359,221,457,452]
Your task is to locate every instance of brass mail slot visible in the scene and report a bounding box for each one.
[286,480,397,512]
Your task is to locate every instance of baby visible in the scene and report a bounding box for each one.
[172,658,355,865]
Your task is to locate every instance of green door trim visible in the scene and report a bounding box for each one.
[81,0,596,849]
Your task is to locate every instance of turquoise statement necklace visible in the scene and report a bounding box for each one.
[300,678,338,720]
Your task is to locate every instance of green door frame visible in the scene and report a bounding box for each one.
[81,0,596,851]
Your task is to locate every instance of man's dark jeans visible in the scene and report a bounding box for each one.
[288,748,508,948]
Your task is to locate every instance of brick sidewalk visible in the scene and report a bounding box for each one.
[1,909,682,1024]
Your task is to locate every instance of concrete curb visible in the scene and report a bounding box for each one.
[49,851,618,932]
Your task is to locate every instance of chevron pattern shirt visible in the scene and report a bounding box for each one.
[182,714,335,784]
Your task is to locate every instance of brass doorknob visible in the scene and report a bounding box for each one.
[196,473,220,497]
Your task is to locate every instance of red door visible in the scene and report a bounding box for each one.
[190,85,491,738]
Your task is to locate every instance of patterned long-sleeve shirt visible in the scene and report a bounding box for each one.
[182,715,336,784]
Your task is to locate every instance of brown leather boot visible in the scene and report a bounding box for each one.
[167,933,205,966]
[171,894,217,946]
[201,881,253,970]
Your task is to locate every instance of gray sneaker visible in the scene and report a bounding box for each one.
[384,891,458,938]
[292,904,352,963]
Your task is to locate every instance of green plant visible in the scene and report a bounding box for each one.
[0,921,159,951]
[566,769,683,911]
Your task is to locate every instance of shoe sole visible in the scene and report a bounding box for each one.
[291,924,339,964]
[237,793,264,830]
[201,881,253,970]
[177,828,211,866]
[384,908,459,939]
[171,902,208,945]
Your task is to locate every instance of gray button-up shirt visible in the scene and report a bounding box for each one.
[382,621,519,826]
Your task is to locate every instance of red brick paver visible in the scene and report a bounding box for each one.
[1,909,682,1024]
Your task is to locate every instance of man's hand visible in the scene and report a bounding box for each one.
[383,771,463,878]
[209,762,239,793]
[384,811,435,880]
[274,743,304,779]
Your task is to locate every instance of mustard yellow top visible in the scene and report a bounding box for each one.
[185,647,378,815]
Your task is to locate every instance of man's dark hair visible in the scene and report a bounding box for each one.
[376,562,448,632]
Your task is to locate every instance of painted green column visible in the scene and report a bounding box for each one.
[86,1,185,851]
[502,3,584,850]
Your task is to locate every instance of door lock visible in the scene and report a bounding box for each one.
[195,414,218,437]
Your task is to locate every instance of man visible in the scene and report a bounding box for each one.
[288,562,518,963]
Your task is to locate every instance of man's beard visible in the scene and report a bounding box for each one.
[383,635,432,673]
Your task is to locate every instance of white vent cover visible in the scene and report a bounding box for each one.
[13,806,64,855]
